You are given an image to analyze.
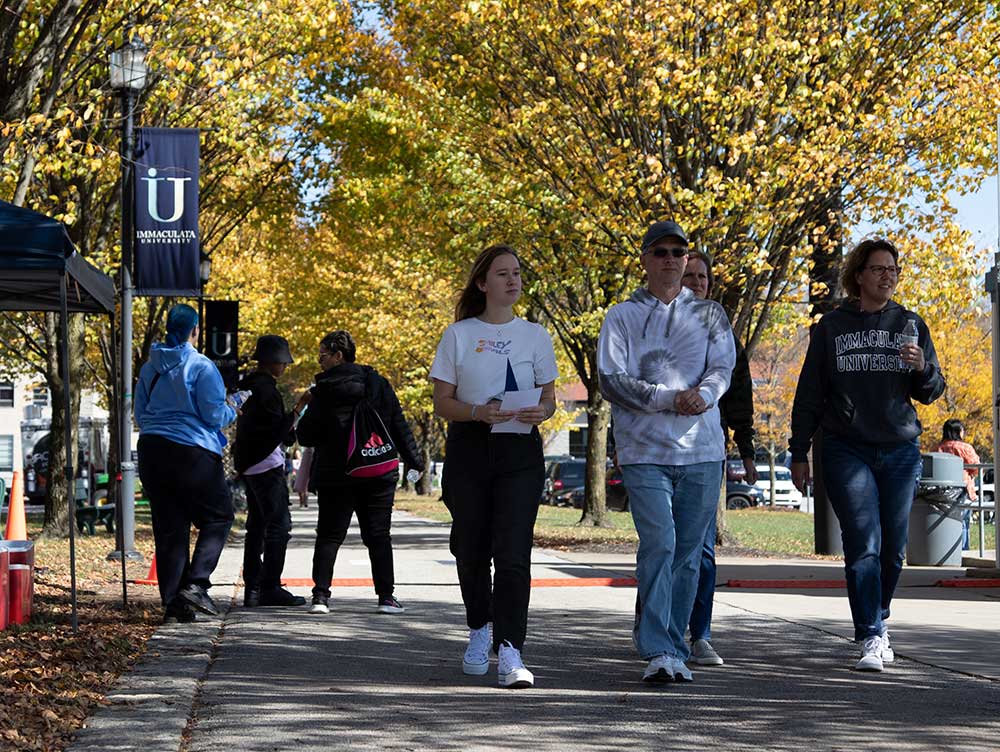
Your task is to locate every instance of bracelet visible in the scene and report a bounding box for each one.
[470,404,478,421]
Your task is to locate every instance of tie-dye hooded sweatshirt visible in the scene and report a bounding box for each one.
[597,286,736,466]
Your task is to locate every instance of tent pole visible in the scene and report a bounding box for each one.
[60,270,78,633]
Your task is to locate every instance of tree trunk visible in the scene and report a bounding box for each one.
[42,312,84,537]
[578,388,610,527]
[716,472,729,543]
[416,442,433,495]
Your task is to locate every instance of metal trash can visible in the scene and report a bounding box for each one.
[907,452,966,566]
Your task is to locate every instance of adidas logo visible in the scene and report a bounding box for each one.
[361,432,394,457]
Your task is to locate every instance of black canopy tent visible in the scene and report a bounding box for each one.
[0,199,118,632]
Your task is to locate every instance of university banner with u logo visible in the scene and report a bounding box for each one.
[133,128,200,296]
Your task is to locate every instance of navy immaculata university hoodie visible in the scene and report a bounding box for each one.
[789,300,945,462]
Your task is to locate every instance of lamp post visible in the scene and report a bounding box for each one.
[109,35,148,563]
[198,245,211,352]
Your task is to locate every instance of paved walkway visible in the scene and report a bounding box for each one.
[71,504,1000,751]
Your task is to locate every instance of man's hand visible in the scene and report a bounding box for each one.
[674,388,707,415]
[900,343,925,371]
[742,458,758,485]
[791,461,811,494]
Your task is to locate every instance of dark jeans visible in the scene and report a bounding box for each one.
[312,477,397,599]
[442,421,544,653]
[689,513,716,642]
[242,466,293,591]
[821,432,921,640]
[137,434,234,608]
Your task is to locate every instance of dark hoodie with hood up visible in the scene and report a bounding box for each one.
[789,300,945,462]
[295,362,423,487]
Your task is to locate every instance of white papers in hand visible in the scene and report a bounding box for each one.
[491,387,543,434]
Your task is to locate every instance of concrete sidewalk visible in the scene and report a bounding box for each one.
[71,505,1000,751]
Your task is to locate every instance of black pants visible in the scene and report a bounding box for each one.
[242,466,292,591]
[442,422,543,653]
[137,434,234,608]
[312,477,397,599]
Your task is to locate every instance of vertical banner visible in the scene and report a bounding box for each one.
[133,128,200,296]
[204,300,239,390]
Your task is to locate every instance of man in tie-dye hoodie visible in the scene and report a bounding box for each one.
[597,220,735,684]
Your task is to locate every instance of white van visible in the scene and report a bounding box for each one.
[754,464,804,510]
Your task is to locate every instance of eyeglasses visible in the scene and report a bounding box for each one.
[644,247,688,259]
[318,350,334,361]
[867,264,902,277]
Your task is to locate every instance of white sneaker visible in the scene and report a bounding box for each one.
[498,641,534,688]
[671,656,694,682]
[881,631,894,664]
[855,635,885,672]
[689,639,724,666]
[642,655,674,683]
[463,624,491,675]
[308,596,329,615]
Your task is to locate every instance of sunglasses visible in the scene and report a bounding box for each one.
[644,246,688,258]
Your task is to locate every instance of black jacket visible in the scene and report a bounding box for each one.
[295,362,423,486]
[789,300,945,461]
[233,370,296,474]
[719,339,755,459]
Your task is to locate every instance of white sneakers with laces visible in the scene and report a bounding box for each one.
[463,623,491,675]
[642,655,693,683]
[880,631,895,663]
[855,634,886,672]
[497,641,534,688]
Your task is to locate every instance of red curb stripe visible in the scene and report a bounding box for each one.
[725,579,846,588]
[936,578,1000,588]
[278,577,638,588]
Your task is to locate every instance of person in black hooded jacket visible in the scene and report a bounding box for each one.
[789,237,945,673]
[234,335,311,609]
[295,329,424,615]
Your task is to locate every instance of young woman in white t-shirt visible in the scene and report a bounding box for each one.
[430,244,559,689]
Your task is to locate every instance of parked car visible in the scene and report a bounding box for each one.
[754,464,804,509]
[549,465,630,512]
[543,459,587,504]
[726,458,747,481]
[726,480,765,509]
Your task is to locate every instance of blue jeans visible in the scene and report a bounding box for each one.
[621,462,723,660]
[689,513,716,642]
[821,432,921,641]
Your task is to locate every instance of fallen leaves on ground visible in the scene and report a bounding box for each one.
[1,522,160,752]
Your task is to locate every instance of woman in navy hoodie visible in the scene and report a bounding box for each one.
[135,304,237,623]
[789,238,944,672]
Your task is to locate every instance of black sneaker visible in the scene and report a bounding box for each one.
[376,595,404,614]
[259,587,306,607]
[178,584,221,616]
[244,588,260,608]
[308,595,329,614]
[163,602,197,624]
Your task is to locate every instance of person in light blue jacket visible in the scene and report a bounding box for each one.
[135,304,237,623]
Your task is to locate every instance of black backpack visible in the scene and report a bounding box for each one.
[344,369,399,478]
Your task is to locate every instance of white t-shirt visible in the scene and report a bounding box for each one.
[430,317,559,405]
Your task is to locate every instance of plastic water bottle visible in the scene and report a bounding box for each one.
[406,469,421,484]
[228,389,252,409]
[900,319,919,370]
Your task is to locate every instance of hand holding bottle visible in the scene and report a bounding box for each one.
[899,319,924,371]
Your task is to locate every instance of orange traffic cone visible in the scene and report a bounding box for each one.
[4,470,26,541]
[134,555,158,585]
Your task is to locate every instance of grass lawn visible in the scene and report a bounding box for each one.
[394,492,831,556]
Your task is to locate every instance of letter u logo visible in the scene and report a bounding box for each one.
[141,167,191,223]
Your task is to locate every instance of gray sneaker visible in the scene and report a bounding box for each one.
[689,638,724,666]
